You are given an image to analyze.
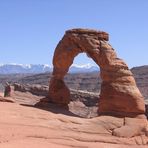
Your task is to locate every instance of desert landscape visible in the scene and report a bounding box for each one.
[1,0,148,147]
[0,28,148,148]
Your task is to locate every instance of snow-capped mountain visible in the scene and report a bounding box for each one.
[0,63,99,74]
[70,63,99,73]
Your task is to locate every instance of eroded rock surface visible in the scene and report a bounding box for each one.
[49,28,146,118]
[3,83,148,118]
[0,83,147,144]
[0,103,148,147]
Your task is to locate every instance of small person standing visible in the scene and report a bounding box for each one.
[4,82,11,97]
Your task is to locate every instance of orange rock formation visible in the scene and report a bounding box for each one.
[49,28,146,118]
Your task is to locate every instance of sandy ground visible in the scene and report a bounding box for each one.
[0,101,148,148]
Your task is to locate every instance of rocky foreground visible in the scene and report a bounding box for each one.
[0,89,148,148]
[0,102,147,148]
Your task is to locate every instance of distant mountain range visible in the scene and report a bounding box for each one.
[0,63,99,74]
[19,65,148,101]
[0,65,148,100]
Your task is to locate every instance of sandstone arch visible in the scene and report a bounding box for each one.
[49,28,146,118]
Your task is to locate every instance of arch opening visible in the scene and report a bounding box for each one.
[65,52,100,93]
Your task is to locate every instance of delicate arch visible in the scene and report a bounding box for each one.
[48,28,145,118]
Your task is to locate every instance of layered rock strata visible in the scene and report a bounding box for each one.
[49,28,145,118]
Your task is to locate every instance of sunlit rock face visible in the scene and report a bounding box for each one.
[49,28,146,118]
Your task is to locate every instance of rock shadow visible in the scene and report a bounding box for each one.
[20,98,82,118]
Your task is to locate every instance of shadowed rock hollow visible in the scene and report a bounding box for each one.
[48,28,146,118]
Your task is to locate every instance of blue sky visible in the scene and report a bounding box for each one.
[0,0,147,68]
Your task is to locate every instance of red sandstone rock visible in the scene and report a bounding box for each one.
[0,103,147,147]
[48,28,146,118]
[0,96,14,103]
[2,83,148,140]
[112,117,148,137]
